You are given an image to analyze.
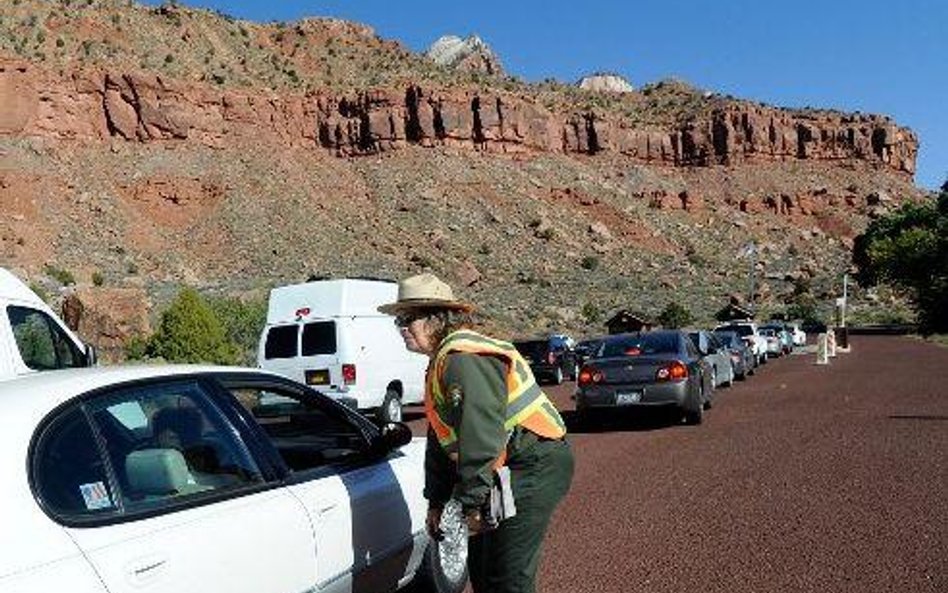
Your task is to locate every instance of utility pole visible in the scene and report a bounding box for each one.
[842,272,848,328]
[744,242,757,313]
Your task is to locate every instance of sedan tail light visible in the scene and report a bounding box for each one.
[656,361,688,381]
[577,366,603,386]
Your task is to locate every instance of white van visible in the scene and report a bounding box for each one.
[0,268,95,381]
[257,278,427,423]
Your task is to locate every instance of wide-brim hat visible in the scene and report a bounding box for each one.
[378,273,474,315]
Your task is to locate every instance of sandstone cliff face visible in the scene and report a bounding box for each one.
[0,59,917,177]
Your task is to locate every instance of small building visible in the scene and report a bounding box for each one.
[605,310,653,334]
[715,302,755,323]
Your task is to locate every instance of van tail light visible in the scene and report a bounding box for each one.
[342,364,357,385]
[656,361,688,381]
[577,366,603,386]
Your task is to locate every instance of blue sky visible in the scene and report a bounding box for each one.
[146,0,946,190]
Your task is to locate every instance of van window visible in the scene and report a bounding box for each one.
[7,305,86,371]
[301,321,336,356]
[264,325,298,360]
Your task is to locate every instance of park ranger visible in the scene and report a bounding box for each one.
[380,273,574,593]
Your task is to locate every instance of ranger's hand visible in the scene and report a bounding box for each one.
[465,508,485,534]
[426,506,444,540]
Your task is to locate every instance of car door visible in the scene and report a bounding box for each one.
[221,378,423,593]
[42,377,317,593]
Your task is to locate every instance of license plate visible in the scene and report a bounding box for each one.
[305,369,330,385]
[616,391,641,405]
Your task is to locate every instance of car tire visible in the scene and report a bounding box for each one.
[684,387,704,425]
[377,389,402,424]
[415,500,469,593]
[683,403,703,425]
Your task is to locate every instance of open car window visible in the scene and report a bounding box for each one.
[226,384,373,473]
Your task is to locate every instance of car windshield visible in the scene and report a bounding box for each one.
[576,340,601,353]
[601,333,678,357]
[719,324,753,337]
[713,331,740,347]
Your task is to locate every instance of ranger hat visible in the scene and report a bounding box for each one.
[377,273,474,315]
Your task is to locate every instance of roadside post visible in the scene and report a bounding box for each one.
[816,333,829,365]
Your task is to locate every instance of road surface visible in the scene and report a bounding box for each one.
[405,335,948,592]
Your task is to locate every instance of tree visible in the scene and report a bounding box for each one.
[658,301,693,329]
[852,187,948,334]
[207,295,268,365]
[147,288,240,364]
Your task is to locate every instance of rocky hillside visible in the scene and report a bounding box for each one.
[0,0,929,360]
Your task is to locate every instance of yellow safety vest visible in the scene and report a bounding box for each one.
[425,329,567,464]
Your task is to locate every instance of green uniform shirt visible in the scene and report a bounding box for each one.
[424,352,510,513]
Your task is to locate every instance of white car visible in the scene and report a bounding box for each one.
[714,321,768,365]
[788,323,807,347]
[0,365,467,593]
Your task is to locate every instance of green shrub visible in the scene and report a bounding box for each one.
[206,296,267,365]
[581,302,601,324]
[658,301,692,329]
[146,288,240,364]
[581,256,600,271]
[45,264,75,286]
[124,335,149,361]
[29,282,50,304]
[92,271,105,286]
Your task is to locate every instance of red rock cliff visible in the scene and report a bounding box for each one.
[0,58,917,177]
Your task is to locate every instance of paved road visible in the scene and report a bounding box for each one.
[405,335,947,592]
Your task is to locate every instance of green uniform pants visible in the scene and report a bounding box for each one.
[467,438,574,593]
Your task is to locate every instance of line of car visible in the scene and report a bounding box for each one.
[514,320,806,427]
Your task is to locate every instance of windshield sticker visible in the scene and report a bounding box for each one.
[79,481,113,510]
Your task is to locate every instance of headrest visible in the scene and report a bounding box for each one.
[126,448,206,497]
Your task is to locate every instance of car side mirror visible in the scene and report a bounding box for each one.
[374,422,413,453]
[85,344,98,367]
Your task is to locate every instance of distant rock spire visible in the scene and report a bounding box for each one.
[577,72,635,93]
[426,34,504,76]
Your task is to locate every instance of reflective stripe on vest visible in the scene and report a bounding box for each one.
[425,330,567,460]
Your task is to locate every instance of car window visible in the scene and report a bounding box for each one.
[684,337,700,358]
[86,380,264,512]
[301,321,336,356]
[7,305,86,371]
[720,324,752,338]
[513,340,548,357]
[33,407,116,518]
[264,325,298,360]
[602,333,677,357]
[230,385,371,472]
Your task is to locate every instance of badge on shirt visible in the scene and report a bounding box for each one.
[447,383,463,407]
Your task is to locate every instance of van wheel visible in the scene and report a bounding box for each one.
[415,500,468,593]
[378,389,402,424]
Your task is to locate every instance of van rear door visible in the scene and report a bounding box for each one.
[299,320,340,388]
[260,323,305,382]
